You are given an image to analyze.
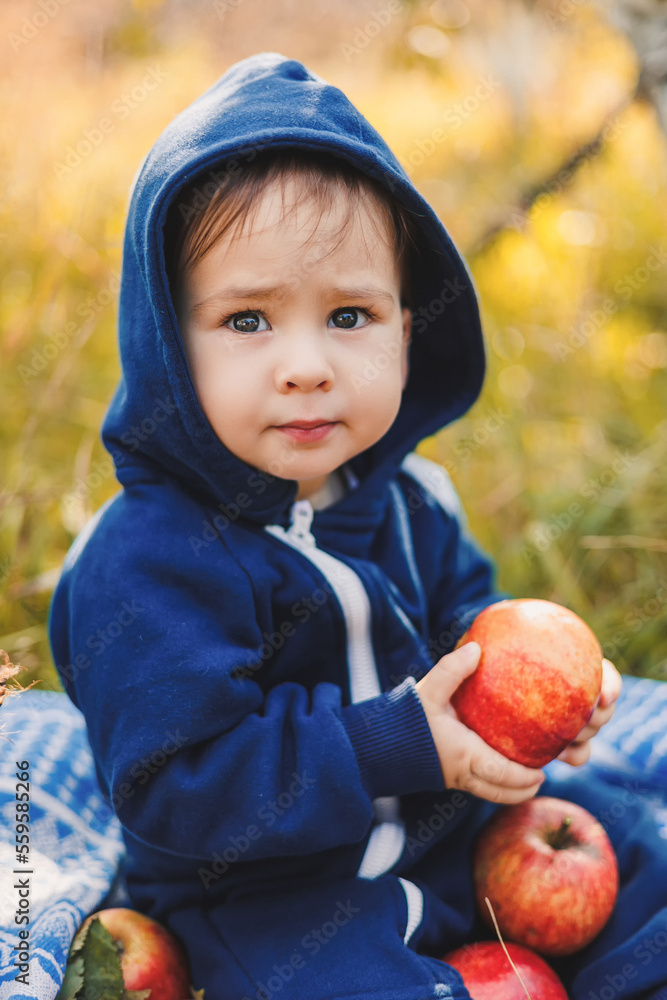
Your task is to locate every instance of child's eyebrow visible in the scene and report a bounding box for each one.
[327,285,397,306]
[191,284,397,315]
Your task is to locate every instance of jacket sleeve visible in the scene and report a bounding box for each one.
[48,495,445,864]
[399,453,509,659]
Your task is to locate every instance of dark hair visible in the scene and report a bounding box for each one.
[164,147,421,313]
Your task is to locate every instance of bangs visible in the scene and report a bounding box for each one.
[165,148,420,311]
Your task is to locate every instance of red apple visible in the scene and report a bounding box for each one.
[451,598,603,767]
[443,940,568,999]
[473,796,619,956]
[71,907,191,1000]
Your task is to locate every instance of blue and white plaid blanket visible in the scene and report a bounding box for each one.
[1,678,667,999]
[0,692,124,1000]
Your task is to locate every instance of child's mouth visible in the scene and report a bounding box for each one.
[276,421,338,443]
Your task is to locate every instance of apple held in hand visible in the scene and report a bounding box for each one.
[443,940,568,1000]
[59,907,192,1000]
[473,796,619,957]
[451,598,603,768]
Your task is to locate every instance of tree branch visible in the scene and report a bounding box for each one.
[467,90,639,259]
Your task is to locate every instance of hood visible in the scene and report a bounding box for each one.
[102,52,486,527]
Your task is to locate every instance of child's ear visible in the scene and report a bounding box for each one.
[401,307,412,390]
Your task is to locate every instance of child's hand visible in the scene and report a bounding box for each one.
[415,642,546,805]
[556,658,623,766]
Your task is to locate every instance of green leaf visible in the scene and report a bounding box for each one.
[81,918,125,1000]
[56,949,86,1000]
[56,917,154,1000]
[56,918,91,1000]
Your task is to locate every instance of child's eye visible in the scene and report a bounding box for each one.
[223,310,270,334]
[329,308,373,330]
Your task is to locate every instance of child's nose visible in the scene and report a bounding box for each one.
[274,336,334,393]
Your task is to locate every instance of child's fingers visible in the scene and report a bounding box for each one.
[440,721,545,802]
[556,741,592,767]
[464,775,546,805]
[573,694,618,744]
[565,660,621,750]
[425,641,481,703]
[467,737,545,791]
[599,658,623,708]
[556,684,619,765]
[590,699,617,729]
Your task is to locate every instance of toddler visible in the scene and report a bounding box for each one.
[50,53,667,1000]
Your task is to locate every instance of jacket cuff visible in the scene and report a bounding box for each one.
[339,677,444,799]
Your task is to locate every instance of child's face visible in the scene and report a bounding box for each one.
[178,179,412,500]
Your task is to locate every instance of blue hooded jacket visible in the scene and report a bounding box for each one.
[48,53,667,1000]
[49,50,499,856]
[48,52,511,997]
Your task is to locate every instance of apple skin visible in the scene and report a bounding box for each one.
[443,940,568,999]
[450,598,603,768]
[75,907,191,1000]
[473,796,619,957]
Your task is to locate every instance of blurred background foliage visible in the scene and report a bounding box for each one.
[1,0,666,691]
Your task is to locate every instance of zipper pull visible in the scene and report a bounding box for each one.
[288,500,316,547]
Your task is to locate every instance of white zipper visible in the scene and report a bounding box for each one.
[356,795,406,880]
[266,499,406,876]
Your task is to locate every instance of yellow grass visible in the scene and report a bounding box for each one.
[1,0,665,690]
